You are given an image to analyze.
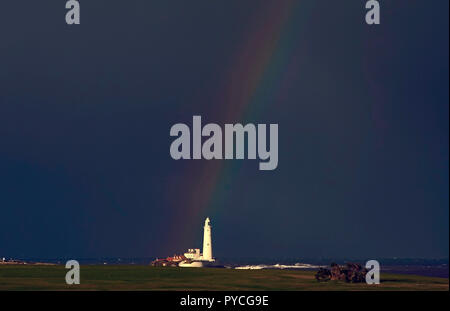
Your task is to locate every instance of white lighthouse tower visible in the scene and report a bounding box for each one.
[201,217,214,261]
[179,217,215,267]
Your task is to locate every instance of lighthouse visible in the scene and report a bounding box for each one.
[179,217,215,267]
[202,217,213,261]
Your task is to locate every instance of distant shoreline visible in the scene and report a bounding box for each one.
[1,262,448,279]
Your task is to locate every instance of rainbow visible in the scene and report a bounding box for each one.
[163,1,313,254]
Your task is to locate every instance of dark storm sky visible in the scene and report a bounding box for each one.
[0,1,448,260]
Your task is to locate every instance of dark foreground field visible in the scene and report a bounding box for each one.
[0,265,448,291]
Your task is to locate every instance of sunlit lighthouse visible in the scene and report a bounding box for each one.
[202,217,213,261]
[179,217,215,267]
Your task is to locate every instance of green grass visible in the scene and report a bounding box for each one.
[0,265,448,291]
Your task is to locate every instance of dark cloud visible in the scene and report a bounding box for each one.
[0,0,448,259]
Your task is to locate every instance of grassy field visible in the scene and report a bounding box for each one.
[0,265,448,291]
